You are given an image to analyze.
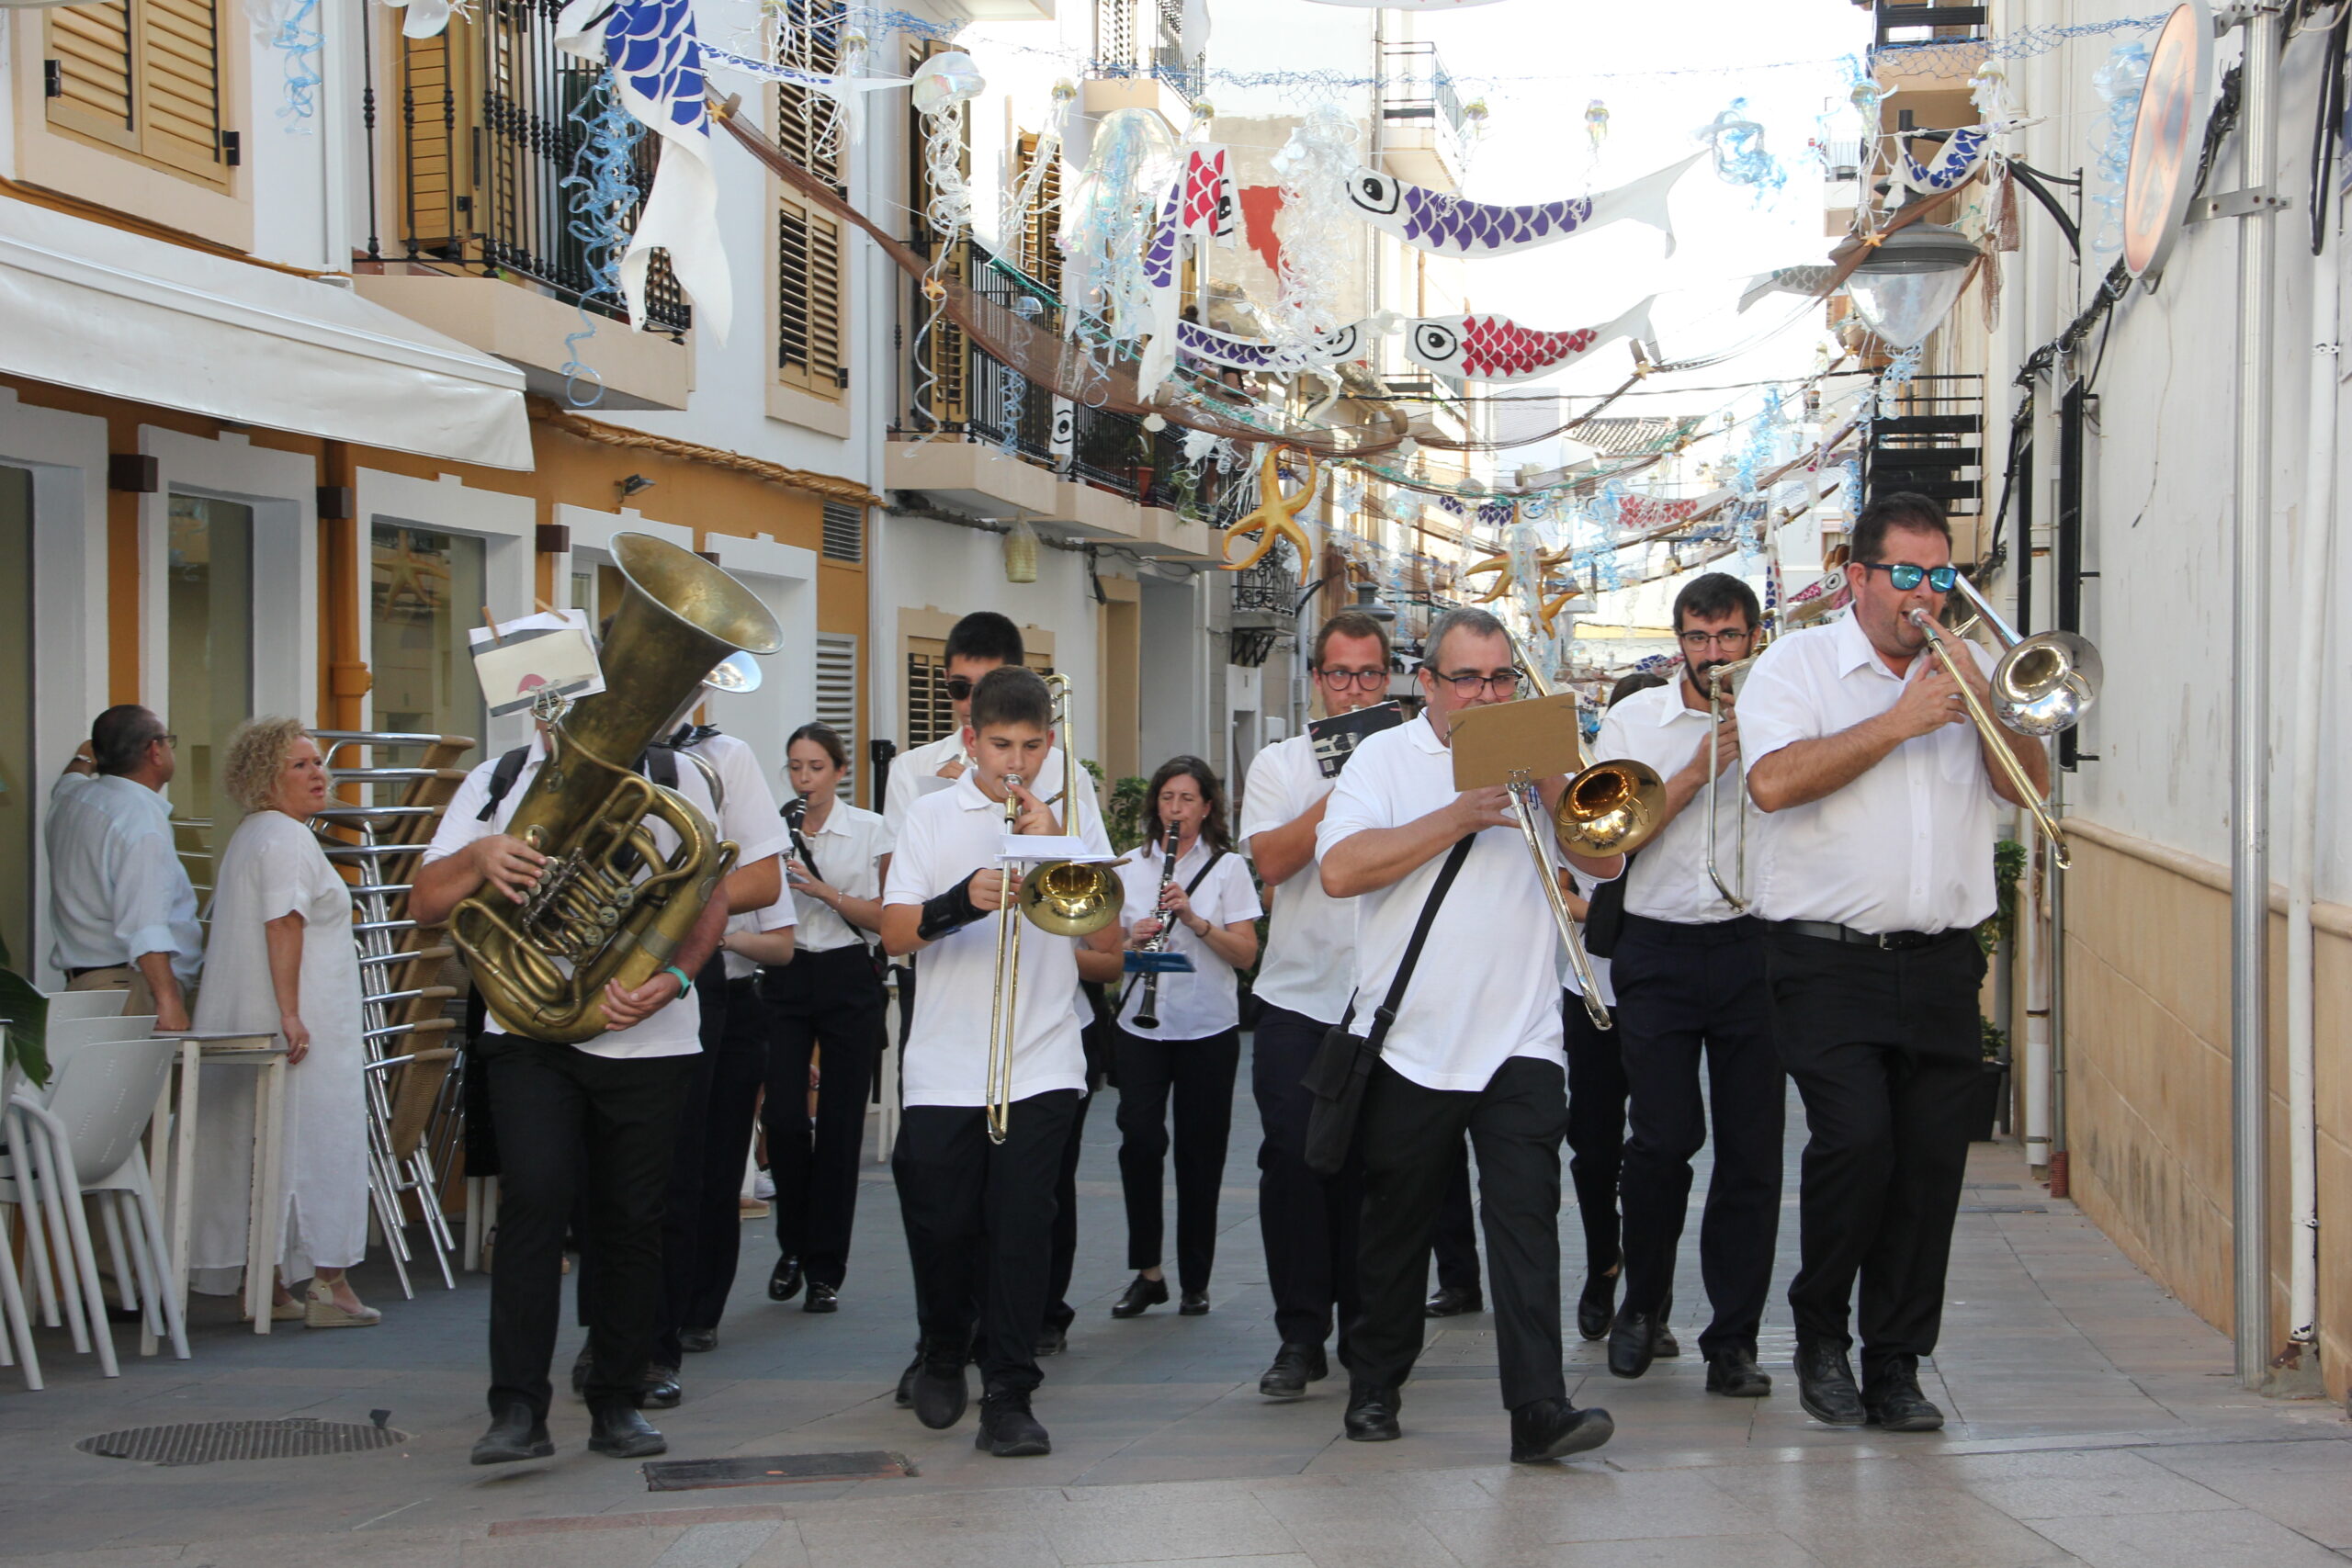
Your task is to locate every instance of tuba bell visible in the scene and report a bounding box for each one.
[452,533,786,1043]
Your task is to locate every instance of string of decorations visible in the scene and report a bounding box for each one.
[1866,13,2167,77]
[556,74,648,409]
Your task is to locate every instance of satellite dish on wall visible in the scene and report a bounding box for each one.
[2122,0,2214,286]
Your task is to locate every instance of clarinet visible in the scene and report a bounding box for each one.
[1131,824,1182,1030]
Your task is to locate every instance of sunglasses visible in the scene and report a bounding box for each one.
[1860,562,1959,592]
[943,675,976,700]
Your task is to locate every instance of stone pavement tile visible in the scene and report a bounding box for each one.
[460,1527,690,1568]
[1447,1534,1830,1568]
[1271,1511,1464,1568]
[794,1517,1061,1568]
[642,1521,785,1568]
[1061,1559,1313,1568]
[1071,1453,1323,1488]
[1035,1495,1299,1563]
[2030,1507,2350,1568]
[2139,1443,2352,1548]
[1700,1462,2080,1568]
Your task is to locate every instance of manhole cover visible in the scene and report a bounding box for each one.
[77,1417,410,1466]
[642,1451,916,1491]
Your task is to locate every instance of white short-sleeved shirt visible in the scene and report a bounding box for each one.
[1595,681,1767,925]
[1238,734,1355,1024]
[424,734,786,1057]
[883,773,1115,1108]
[721,898,798,982]
[1114,837,1262,1041]
[886,731,1104,843]
[1317,714,1566,1091]
[1738,612,2001,935]
[44,773,203,983]
[782,799,893,953]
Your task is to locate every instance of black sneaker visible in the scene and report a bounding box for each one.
[974,1390,1052,1457]
[1258,1341,1329,1400]
[911,1351,969,1430]
[1508,1396,1615,1462]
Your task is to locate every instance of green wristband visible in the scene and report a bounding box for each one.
[662,964,694,999]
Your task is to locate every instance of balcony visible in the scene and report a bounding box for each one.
[354,0,691,410]
[1870,0,1988,87]
[1377,42,1468,191]
[1083,0,1200,127]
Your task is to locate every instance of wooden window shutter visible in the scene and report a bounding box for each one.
[398,20,469,254]
[1013,132,1063,295]
[45,1,139,151]
[777,197,845,400]
[136,0,227,184]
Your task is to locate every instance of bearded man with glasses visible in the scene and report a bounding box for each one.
[1739,492,2047,1434]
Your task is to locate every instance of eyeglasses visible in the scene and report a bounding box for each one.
[943,676,976,701]
[1315,668,1388,689]
[1860,562,1959,592]
[1421,667,1524,697]
[157,734,178,749]
[1677,629,1753,650]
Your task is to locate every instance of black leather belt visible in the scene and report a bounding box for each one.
[1776,919,1962,953]
[64,965,119,981]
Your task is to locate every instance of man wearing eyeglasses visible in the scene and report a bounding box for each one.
[1590,572,1782,1402]
[45,705,199,1031]
[1236,610,1392,1402]
[1318,607,1620,1463]
[1739,492,2047,1434]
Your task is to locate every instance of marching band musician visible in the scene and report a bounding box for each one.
[1318,607,1619,1463]
[878,667,1123,1460]
[1236,610,1393,1400]
[1590,573,1781,1400]
[1739,492,2045,1433]
[1106,756,1261,1321]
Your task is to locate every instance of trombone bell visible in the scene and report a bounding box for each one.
[1019,861,1123,936]
[1555,760,1669,857]
[1991,630,2101,736]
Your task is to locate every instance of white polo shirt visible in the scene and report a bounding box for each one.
[883,772,1115,1107]
[784,798,894,953]
[425,734,786,1057]
[885,735,1105,860]
[721,900,798,983]
[44,773,203,984]
[1114,837,1262,1041]
[1595,680,1763,925]
[1317,714,1566,1092]
[1238,733,1355,1024]
[1738,611,2001,935]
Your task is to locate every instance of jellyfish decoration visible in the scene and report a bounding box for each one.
[1001,78,1078,278]
[1584,99,1610,158]
[1063,107,1181,371]
[909,50,984,429]
[1697,98,1784,200]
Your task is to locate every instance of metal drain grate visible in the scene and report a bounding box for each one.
[77,1418,411,1466]
[642,1451,916,1491]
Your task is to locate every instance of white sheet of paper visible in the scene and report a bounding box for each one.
[469,608,606,717]
[999,834,1114,863]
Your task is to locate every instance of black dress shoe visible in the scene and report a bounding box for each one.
[803,1281,839,1314]
[894,1345,922,1406]
[1110,1274,1169,1318]
[1653,1321,1682,1358]
[678,1327,718,1355]
[1704,1346,1772,1397]
[1794,1338,1867,1427]
[767,1255,804,1303]
[1179,1291,1209,1316]
[636,1364,682,1410]
[974,1390,1052,1457]
[1863,1363,1946,1432]
[1424,1284,1483,1318]
[1607,1307,1659,1380]
[911,1351,969,1430]
[1509,1397,1615,1463]
[586,1398,667,1458]
[470,1400,554,1465]
[569,1341,593,1397]
[1576,1270,1617,1341]
[1035,1323,1069,1357]
[1342,1382,1402,1442]
[1258,1341,1329,1400]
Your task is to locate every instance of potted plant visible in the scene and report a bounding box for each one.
[1970,1018,2009,1141]
[1969,840,2028,1141]
[0,930,51,1089]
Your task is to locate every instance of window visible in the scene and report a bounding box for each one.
[370,524,489,745]
[776,197,847,399]
[820,502,864,564]
[44,0,232,190]
[1012,132,1064,295]
[903,640,955,750]
[771,2,842,192]
[0,469,31,964]
[164,493,253,905]
[816,633,858,797]
[907,39,969,429]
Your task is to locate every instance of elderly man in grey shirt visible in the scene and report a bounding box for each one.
[44,705,200,1030]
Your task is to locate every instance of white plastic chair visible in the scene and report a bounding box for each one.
[4,1014,155,1341]
[46,991,134,1024]
[10,1035,190,1374]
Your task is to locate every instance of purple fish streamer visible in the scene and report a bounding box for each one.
[1344,152,1699,258]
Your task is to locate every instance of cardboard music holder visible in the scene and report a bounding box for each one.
[1447,693,1585,791]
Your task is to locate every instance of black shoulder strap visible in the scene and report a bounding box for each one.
[1346,834,1476,1051]
[477,746,531,821]
[1182,849,1227,898]
[638,746,680,789]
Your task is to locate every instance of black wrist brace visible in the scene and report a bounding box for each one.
[917,878,984,942]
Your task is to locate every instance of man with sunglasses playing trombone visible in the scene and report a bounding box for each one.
[1738,492,2047,1435]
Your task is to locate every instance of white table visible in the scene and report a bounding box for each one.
[146,1032,288,1345]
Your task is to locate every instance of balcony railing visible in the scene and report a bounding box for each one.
[1091,0,1201,103]
[1871,0,1988,46]
[376,0,688,334]
[1379,41,1467,172]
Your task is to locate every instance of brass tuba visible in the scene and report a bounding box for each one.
[453,534,786,1043]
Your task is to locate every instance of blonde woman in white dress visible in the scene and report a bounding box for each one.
[188,717,379,1327]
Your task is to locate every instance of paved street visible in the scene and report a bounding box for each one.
[2,1061,2346,1568]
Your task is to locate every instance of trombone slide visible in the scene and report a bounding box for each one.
[1908,610,2073,869]
[1511,773,1613,1032]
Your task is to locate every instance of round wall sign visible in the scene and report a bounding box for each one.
[2123,0,2214,283]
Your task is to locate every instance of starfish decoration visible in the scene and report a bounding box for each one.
[1465,543,1581,632]
[1220,446,1320,573]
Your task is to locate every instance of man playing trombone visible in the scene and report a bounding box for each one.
[1318,608,1620,1463]
[1740,492,2049,1434]
[1591,572,1782,1400]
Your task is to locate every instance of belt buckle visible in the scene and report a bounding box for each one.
[1874,931,1899,951]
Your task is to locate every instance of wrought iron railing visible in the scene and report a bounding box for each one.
[1380,41,1466,157]
[377,0,689,334]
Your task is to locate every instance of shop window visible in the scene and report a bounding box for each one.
[44,0,232,191]
[164,492,253,905]
[0,468,32,964]
[370,523,488,745]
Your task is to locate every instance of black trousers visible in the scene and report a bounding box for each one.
[1112,1026,1240,1294]
[761,945,888,1289]
[682,974,770,1331]
[1611,914,1784,1358]
[1564,992,1627,1277]
[893,1090,1078,1397]
[1045,1087,1094,1334]
[1765,925,1985,1382]
[484,1037,692,1416]
[1351,1055,1568,1410]
[1251,1004,1360,1350]
[1430,1140,1479,1296]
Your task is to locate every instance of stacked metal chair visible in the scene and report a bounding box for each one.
[311,731,477,1296]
